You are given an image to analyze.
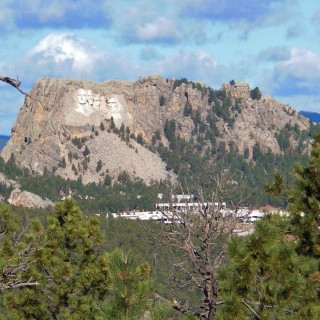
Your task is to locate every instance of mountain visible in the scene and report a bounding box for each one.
[299,111,320,123]
[1,75,312,186]
[0,135,10,151]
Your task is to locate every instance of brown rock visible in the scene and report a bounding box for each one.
[8,189,54,209]
[1,75,310,183]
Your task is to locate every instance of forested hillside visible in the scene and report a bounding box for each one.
[2,135,320,319]
[2,77,320,210]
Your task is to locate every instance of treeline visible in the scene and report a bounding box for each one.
[2,134,320,319]
[0,155,167,214]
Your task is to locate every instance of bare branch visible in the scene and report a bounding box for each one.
[242,299,261,320]
[0,76,29,96]
[153,167,252,320]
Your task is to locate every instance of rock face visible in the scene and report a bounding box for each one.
[8,189,54,209]
[1,76,310,184]
[0,172,20,189]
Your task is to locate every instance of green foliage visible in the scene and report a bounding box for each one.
[159,95,166,107]
[218,215,320,319]
[97,249,154,320]
[60,156,66,168]
[218,136,320,318]
[183,102,193,117]
[173,78,190,91]
[2,199,110,320]
[96,159,103,172]
[275,127,291,152]
[71,137,82,149]
[118,171,130,185]
[83,145,90,156]
[110,116,116,130]
[250,87,262,100]
[287,134,320,259]
[103,174,112,187]
[136,133,144,146]
[164,119,176,142]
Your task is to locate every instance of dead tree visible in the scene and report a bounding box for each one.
[0,76,28,95]
[157,168,251,320]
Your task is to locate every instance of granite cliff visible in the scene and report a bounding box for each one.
[1,75,310,184]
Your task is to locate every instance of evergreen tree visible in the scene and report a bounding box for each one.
[217,215,320,319]
[137,133,144,145]
[250,87,262,100]
[287,134,320,259]
[97,249,154,320]
[2,199,109,320]
[218,134,320,318]
[83,145,90,156]
[96,159,103,172]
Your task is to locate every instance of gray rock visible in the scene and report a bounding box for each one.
[1,75,310,184]
[8,189,54,209]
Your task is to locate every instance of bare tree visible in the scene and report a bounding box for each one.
[156,168,251,320]
[0,76,28,95]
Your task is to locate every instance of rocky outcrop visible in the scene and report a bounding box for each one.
[0,172,20,189]
[8,189,54,209]
[1,75,310,184]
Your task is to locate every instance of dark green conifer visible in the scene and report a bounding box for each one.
[3,199,109,320]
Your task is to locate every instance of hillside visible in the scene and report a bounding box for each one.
[1,76,313,187]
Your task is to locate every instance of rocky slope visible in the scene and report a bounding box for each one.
[0,171,53,209]
[1,75,310,184]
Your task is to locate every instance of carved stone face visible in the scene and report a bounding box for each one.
[87,90,94,105]
[93,95,101,109]
[77,89,87,104]
[107,97,121,112]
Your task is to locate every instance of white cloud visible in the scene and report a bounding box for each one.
[134,16,182,42]
[147,50,226,86]
[29,33,105,73]
[276,48,320,81]
[271,48,320,96]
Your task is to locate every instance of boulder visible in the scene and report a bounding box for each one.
[8,189,54,209]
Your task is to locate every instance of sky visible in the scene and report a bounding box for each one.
[0,0,320,135]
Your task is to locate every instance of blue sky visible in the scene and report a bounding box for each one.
[1,0,320,135]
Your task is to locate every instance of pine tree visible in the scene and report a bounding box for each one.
[218,134,320,318]
[287,134,320,259]
[217,215,320,319]
[97,249,154,320]
[3,199,110,320]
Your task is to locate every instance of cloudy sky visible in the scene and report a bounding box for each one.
[0,0,319,135]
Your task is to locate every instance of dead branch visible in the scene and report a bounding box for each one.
[153,167,252,320]
[242,299,261,320]
[0,76,29,96]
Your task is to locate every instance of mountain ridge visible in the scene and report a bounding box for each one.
[1,75,312,185]
[299,111,320,123]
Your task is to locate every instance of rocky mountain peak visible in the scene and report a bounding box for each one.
[1,75,311,185]
[221,81,251,99]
